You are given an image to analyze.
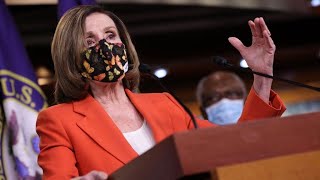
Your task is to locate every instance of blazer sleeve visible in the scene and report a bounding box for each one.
[238,87,286,122]
[163,87,286,129]
[36,109,79,180]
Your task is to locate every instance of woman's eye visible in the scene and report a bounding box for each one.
[86,39,95,47]
[106,32,115,40]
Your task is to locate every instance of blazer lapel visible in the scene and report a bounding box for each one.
[125,89,175,143]
[73,95,138,164]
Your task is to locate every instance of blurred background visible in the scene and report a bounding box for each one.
[6,0,320,116]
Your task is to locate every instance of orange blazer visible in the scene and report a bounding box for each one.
[36,88,285,179]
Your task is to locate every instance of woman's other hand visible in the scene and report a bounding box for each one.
[71,170,108,180]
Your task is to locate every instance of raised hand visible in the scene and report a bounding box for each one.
[228,17,276,103]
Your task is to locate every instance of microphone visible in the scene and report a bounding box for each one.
[212,56,320,92]
[139,63,199,129]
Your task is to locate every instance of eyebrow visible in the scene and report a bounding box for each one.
[84,26,117,38]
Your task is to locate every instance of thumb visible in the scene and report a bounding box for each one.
[228,37,246,54]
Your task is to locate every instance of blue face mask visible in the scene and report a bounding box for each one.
[205,98,244,125]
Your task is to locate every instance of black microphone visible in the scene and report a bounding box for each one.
[139,63,199,129]
[212,56,320,92]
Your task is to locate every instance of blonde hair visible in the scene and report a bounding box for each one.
[51,5,140,104]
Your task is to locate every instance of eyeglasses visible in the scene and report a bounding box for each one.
[202,90,244,107]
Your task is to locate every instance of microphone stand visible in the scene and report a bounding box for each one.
[213,56,320,92]
[139,64,199,129]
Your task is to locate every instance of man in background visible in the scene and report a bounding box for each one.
[196,71,247,125]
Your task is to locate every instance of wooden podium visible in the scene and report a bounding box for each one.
[109,112,320,180]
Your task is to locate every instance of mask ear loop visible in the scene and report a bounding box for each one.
[122,43,133,71]
[127,57,133,71]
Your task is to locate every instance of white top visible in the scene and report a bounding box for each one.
[123,120,156,155]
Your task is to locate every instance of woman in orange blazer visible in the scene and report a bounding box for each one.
[36,5,286,180]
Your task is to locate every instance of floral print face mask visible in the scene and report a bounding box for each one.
[80,39,129,82]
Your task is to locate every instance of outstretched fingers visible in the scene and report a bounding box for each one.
[228,37,246,55]
[259,17,271,36]
[263,30,276,52]
[254,17,263,38]
[248,20,257,37]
